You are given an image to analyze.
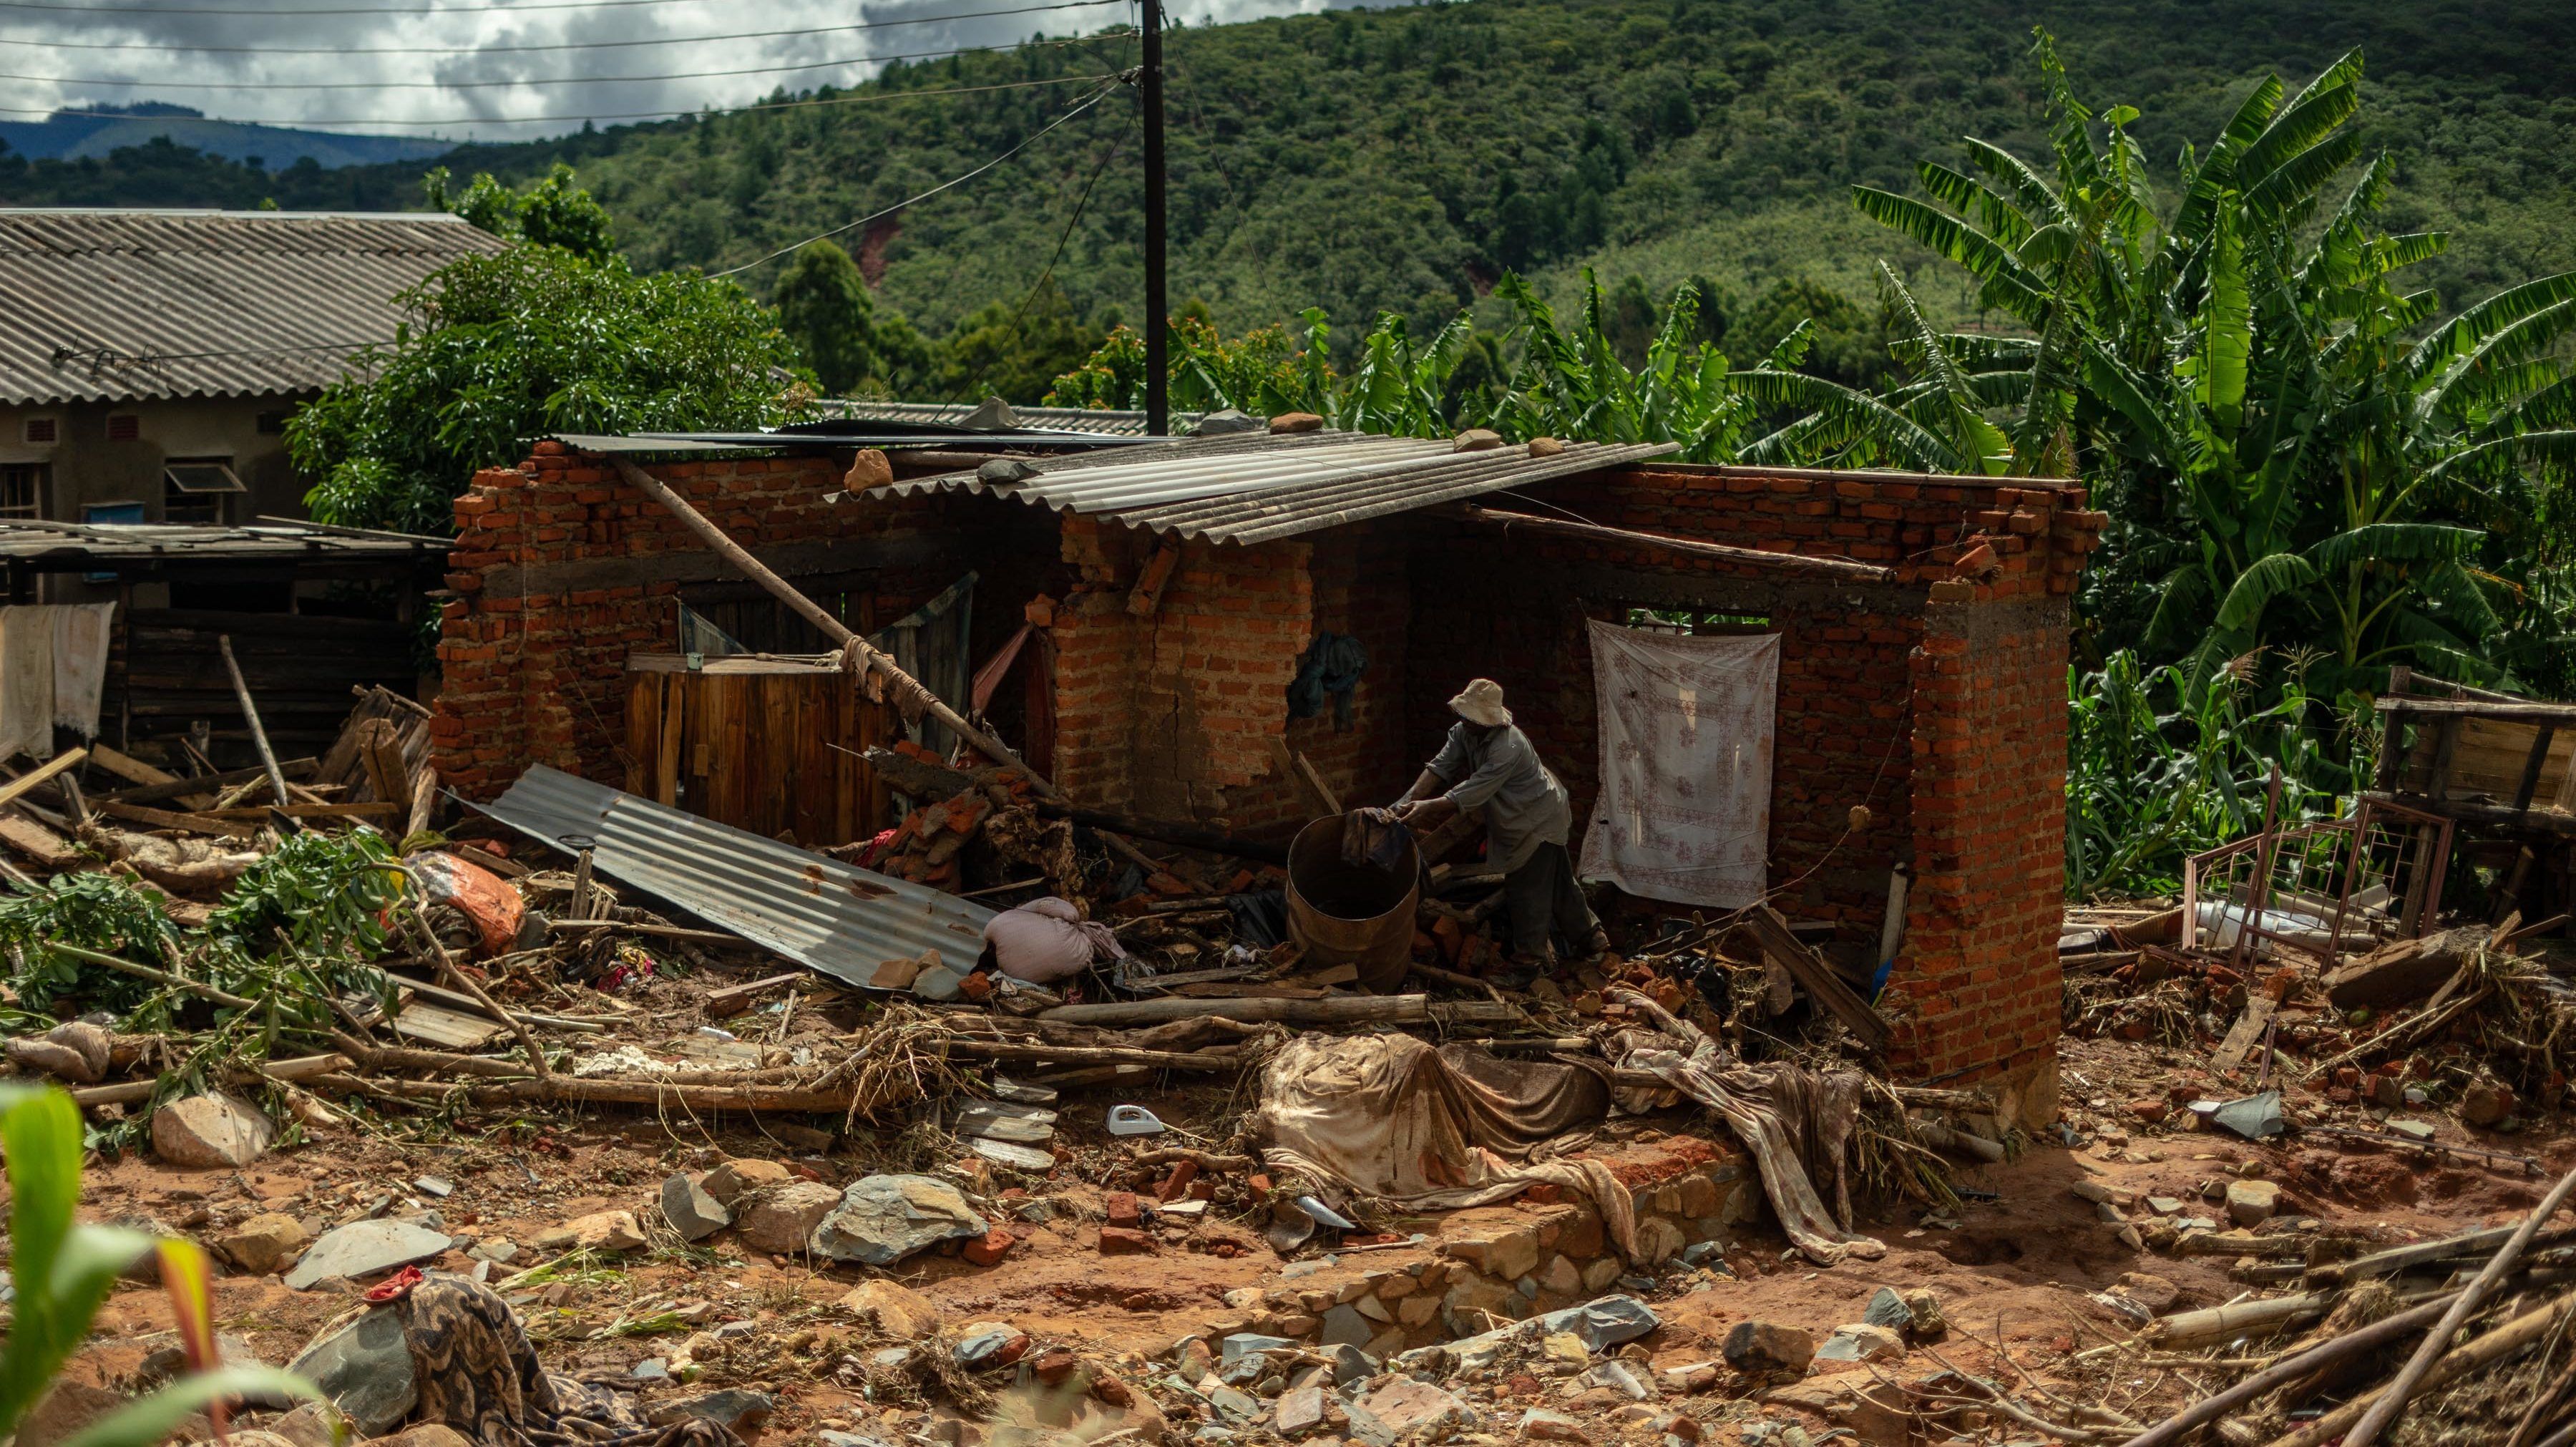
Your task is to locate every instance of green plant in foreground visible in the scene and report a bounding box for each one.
[0,1085,323,1447]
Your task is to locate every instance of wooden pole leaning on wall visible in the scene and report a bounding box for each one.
[609,457,1065,802]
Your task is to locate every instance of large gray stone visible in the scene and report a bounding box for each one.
[648,1390,776,1433]
[286,1307,416,1435]
[151,1094,275,1169]
[810,1174,988,1265]
[1318,1303,1373,1348]
[282,1219,452,1290]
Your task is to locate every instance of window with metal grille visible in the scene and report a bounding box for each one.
[162,457,244,524]
[106,414,139,441]
[21,417,56,445]
[0,464,46,520]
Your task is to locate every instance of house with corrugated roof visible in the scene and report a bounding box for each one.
[0,209,501,552]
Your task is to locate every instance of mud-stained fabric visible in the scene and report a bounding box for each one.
[1256,1033,1640,1260]
[1618,1043,1884,1267]
[396,1275,740,1447]
[1576,622,1777,909]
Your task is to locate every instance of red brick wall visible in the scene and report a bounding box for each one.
[431,443,1040,799]
[1403,462,2098,1098]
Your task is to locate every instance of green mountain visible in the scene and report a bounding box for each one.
[4,0,2568,384]
[0,103,454,170]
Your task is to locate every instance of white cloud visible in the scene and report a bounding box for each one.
[3,0,1406,143]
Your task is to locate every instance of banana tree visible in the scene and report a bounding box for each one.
[1776,30,2576,696]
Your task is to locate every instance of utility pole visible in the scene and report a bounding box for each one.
[1141,0,1169,436]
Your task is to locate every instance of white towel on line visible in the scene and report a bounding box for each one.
[0,605,57,763]
[52,602,115,736]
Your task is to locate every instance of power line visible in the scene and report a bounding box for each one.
[0,69,1121,129]
[0,0,857,14]
[709,76,1123,278]
[0,0,1128,57]
[952,108,1135,404]
[6,34,1113,90]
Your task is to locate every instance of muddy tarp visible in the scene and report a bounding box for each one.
[1618,1040,1885,1267]
[1255,1033,1641,1259]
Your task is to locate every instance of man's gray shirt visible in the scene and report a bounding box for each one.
[1428,721,1573,874]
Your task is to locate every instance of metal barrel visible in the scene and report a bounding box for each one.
[1285,814,1420,993]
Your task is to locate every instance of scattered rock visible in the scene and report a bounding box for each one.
[1538,1332,1591,1373]
[647,1390,776,1434]
[1453,428,1504,452]
[1659,1363,1720,1395]
[1860,1288,1911,1330]
[1324,1343,1375,1387]
[2225,1180,2280,1227]
[734,1180,845,1255]
[1360,1379,1473,1438]
[1526,437,1566,457]
[2112,1272,2180,1312]
[535,1210,646,1254]
[1274,1384,1329,1436]
[285,1307,417,1433]
[1319,1303,1372,1348]
[954,1322,1031,1370]
[1814,1324,1903,1367]
[701,1158,791,1205]
[1722,1320,1814,1375]
[1518,1408,1591,1443]
[1538,1254,1582,1297]
[151,1093,275,1169]
[1269,412,1324,434]
[1764,1377,1911,1447]
[283,1220,452,1291]
[962,1227,1015,1266]
[2462,1083,2516,1129]
[1100,1226,1154,1254]
[1634,1218,1687,1263]
[260,1402,345,1447]
[217,1212,313,1275]
[811,1174,988,1265]
[660,1174,731,1242]
[838,1280,942,1339]
[15,1382,122,1447]
[1197,409,1264,437]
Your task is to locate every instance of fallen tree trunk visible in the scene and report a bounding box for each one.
[69,1053,351,1106]
[307,1072,859,1114]
[2114,1287,2488,1447]
[2145,1292,2333,1348]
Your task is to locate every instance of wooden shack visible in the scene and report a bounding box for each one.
[624,653,894,848]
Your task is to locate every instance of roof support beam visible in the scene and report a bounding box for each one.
[1447,504,1896,583]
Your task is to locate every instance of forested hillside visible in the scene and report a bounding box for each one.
[4,0,2569,379]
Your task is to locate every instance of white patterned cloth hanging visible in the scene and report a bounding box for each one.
[0,605,57,762]
[1576,620,1777,909]
[51,603,116,736]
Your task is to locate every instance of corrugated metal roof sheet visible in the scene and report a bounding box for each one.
[0,516,432,562]
[539,432,789,459]
[872,429,1681,544]
[0,209,507,406]
[823,400,1191,436]
[477,764,993,991]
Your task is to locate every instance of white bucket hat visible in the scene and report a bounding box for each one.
[1448,678,1511,726]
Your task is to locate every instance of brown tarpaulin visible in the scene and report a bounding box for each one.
[1256,1033,1641,1260]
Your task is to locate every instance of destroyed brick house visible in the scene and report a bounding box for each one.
[429,422,2107,1126]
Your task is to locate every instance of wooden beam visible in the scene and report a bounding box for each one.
[86,744,177,789]
[2378,697,2576,726]
[0,748,88,812]
[2514,724,2557,813]
[1451,504,1896,583]
[217,635,290,807]
[1745,905,1891,1051]
[93,799,259,837]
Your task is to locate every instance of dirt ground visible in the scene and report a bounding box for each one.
[50,1018,2567,1447]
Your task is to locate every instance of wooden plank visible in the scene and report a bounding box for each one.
[2210,993,2278,1073]
[703,970,809,1014]
[92,799,260,837]
[198,802,401,822]
[87,743,177,789]
[2381,697,2576,725]
[0,812,77,866]
[0,749,88,811]
[1746,905,1892,1051]
[2514,724,2557,812]
[391,1000,508,1050]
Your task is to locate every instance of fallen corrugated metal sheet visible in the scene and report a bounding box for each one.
[477,764,992,990]
[0,209,506,405]
[869,429,1680,543]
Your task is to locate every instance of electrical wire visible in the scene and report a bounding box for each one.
[5,34,1114,90]
[0,69,1120,128]
[0,0,1128,57]
[0,0,967,13]
[708,75,1123,278]
[950,107,1134,404]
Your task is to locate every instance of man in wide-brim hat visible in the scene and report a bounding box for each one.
[1394,677,1607,975]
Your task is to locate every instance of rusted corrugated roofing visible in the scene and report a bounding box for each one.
[0,516,434,562]
[477,764,994,990]
[0,209,506,406]
[871,428,1680,545]
[823,399,1190,436]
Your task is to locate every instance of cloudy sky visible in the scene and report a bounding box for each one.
[4,0,1395,142]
